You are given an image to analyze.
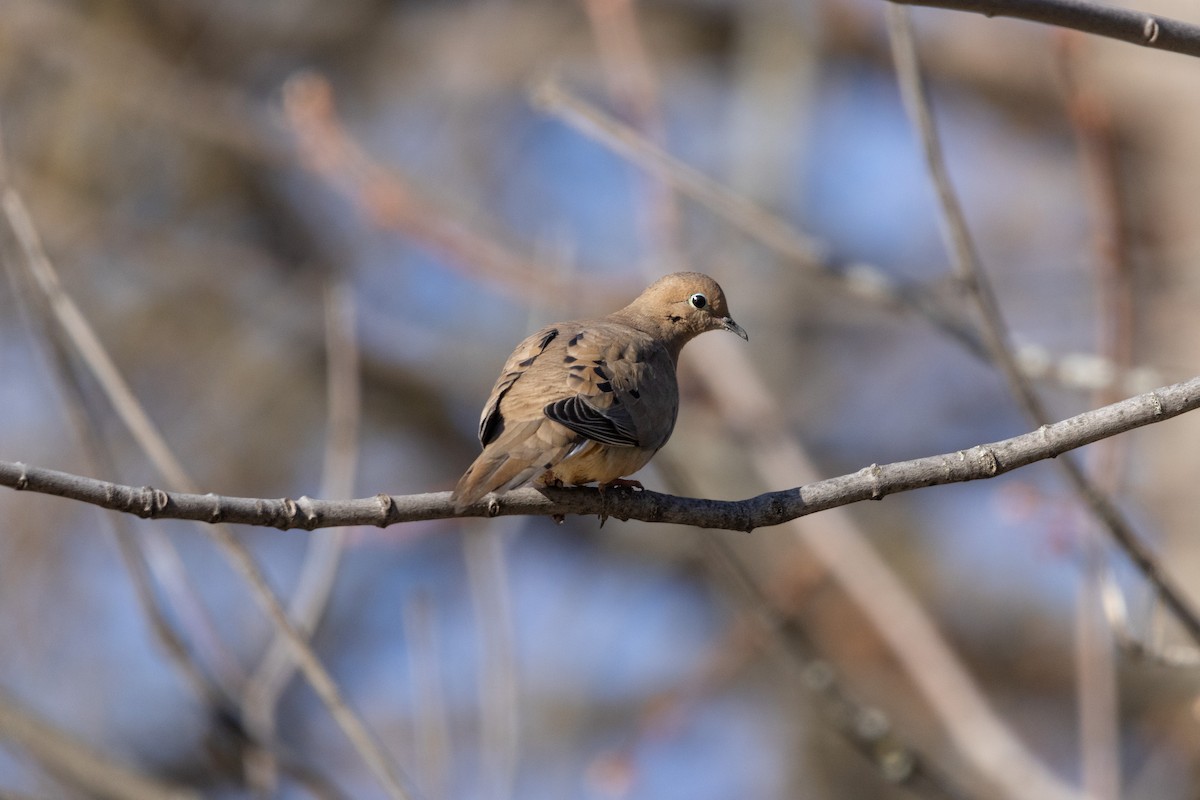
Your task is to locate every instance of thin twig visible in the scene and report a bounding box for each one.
[463,528,520,800]
[0,159,246,698]
[530,74,994,359]
[0,207,229,720]
[1,373,1197,532]
[530,75,1169,398]
[886,4,1200,647]
[1061,34,1126,800]
[531,75,827,267]
[0,686,201,800]
[282,71,603,307]
[0,163,415,799]
[243,280,361,787]
[583,0,682,270]
[885,0,1200,60]
[404,595,452,800]
[700,536,960,797]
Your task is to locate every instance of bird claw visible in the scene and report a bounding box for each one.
[595,478,642,526]
[599,478,644,492]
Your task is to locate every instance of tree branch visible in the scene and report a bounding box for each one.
[886,0,1200,60]
[3,375,1197,532]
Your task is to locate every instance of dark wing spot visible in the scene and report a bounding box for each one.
[629,388,641,399]
[569,331,585,346]
[592,358,607,366]
[479,411,505,446]
[596,381,612,393]
[544,396,639,447]
[478,328,558,446]
[563,355,577,363]
[592,366,608,379]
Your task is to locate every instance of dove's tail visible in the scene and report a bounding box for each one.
[450,420,573,512]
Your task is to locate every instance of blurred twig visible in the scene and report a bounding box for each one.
[0,145,248,698]
[886,4,1200,648]
[283,71,598,307]
[701,537,960,797]
[463,527,520,800]
[584,616,772,797]
[3,372,1198,532]
[582,0,682,271]
[1060,32,1127,800]
[242,281,361,792]
[0,156,415,800]
[530,74,1176,397]
[885,0,1200,59]
[2,2,282,162]
[0,686,200,800]
[531,74,995,359]
[530,75,832,271]
[404,595,452,800]
[0,182,230,724]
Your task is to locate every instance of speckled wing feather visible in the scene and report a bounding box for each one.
[543,326,676,449]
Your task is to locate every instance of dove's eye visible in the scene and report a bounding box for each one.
[689,293,707,309]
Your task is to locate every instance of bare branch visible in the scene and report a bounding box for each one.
[886,0,1200,59]
[2,375,1197,532]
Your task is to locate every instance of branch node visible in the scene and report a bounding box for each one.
[296,495,320,530]
[1143,16,1161,44]
[374,493,395,527]
[13,463,28,490]
[207,492,224,523]
[136,486,163,518]
[974,445,1000,476]
[278,497,299,529]
[867,463,885,500]
[486,496,501,518]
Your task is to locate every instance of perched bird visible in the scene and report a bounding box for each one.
[451,272,748,511]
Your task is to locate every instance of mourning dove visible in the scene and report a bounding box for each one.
[451,272,748,511]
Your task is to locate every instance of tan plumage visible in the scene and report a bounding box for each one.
[451,272,748,511]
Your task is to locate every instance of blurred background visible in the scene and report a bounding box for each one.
[2,0,1200,798]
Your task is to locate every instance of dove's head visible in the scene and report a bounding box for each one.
[620,272,748,354]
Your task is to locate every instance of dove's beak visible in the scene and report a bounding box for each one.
[722,317,749,341]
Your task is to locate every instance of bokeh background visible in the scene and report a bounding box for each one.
[2,0,1200,798]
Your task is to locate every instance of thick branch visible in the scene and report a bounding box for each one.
[887,0,1200,59]
[4,375,1198,532]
